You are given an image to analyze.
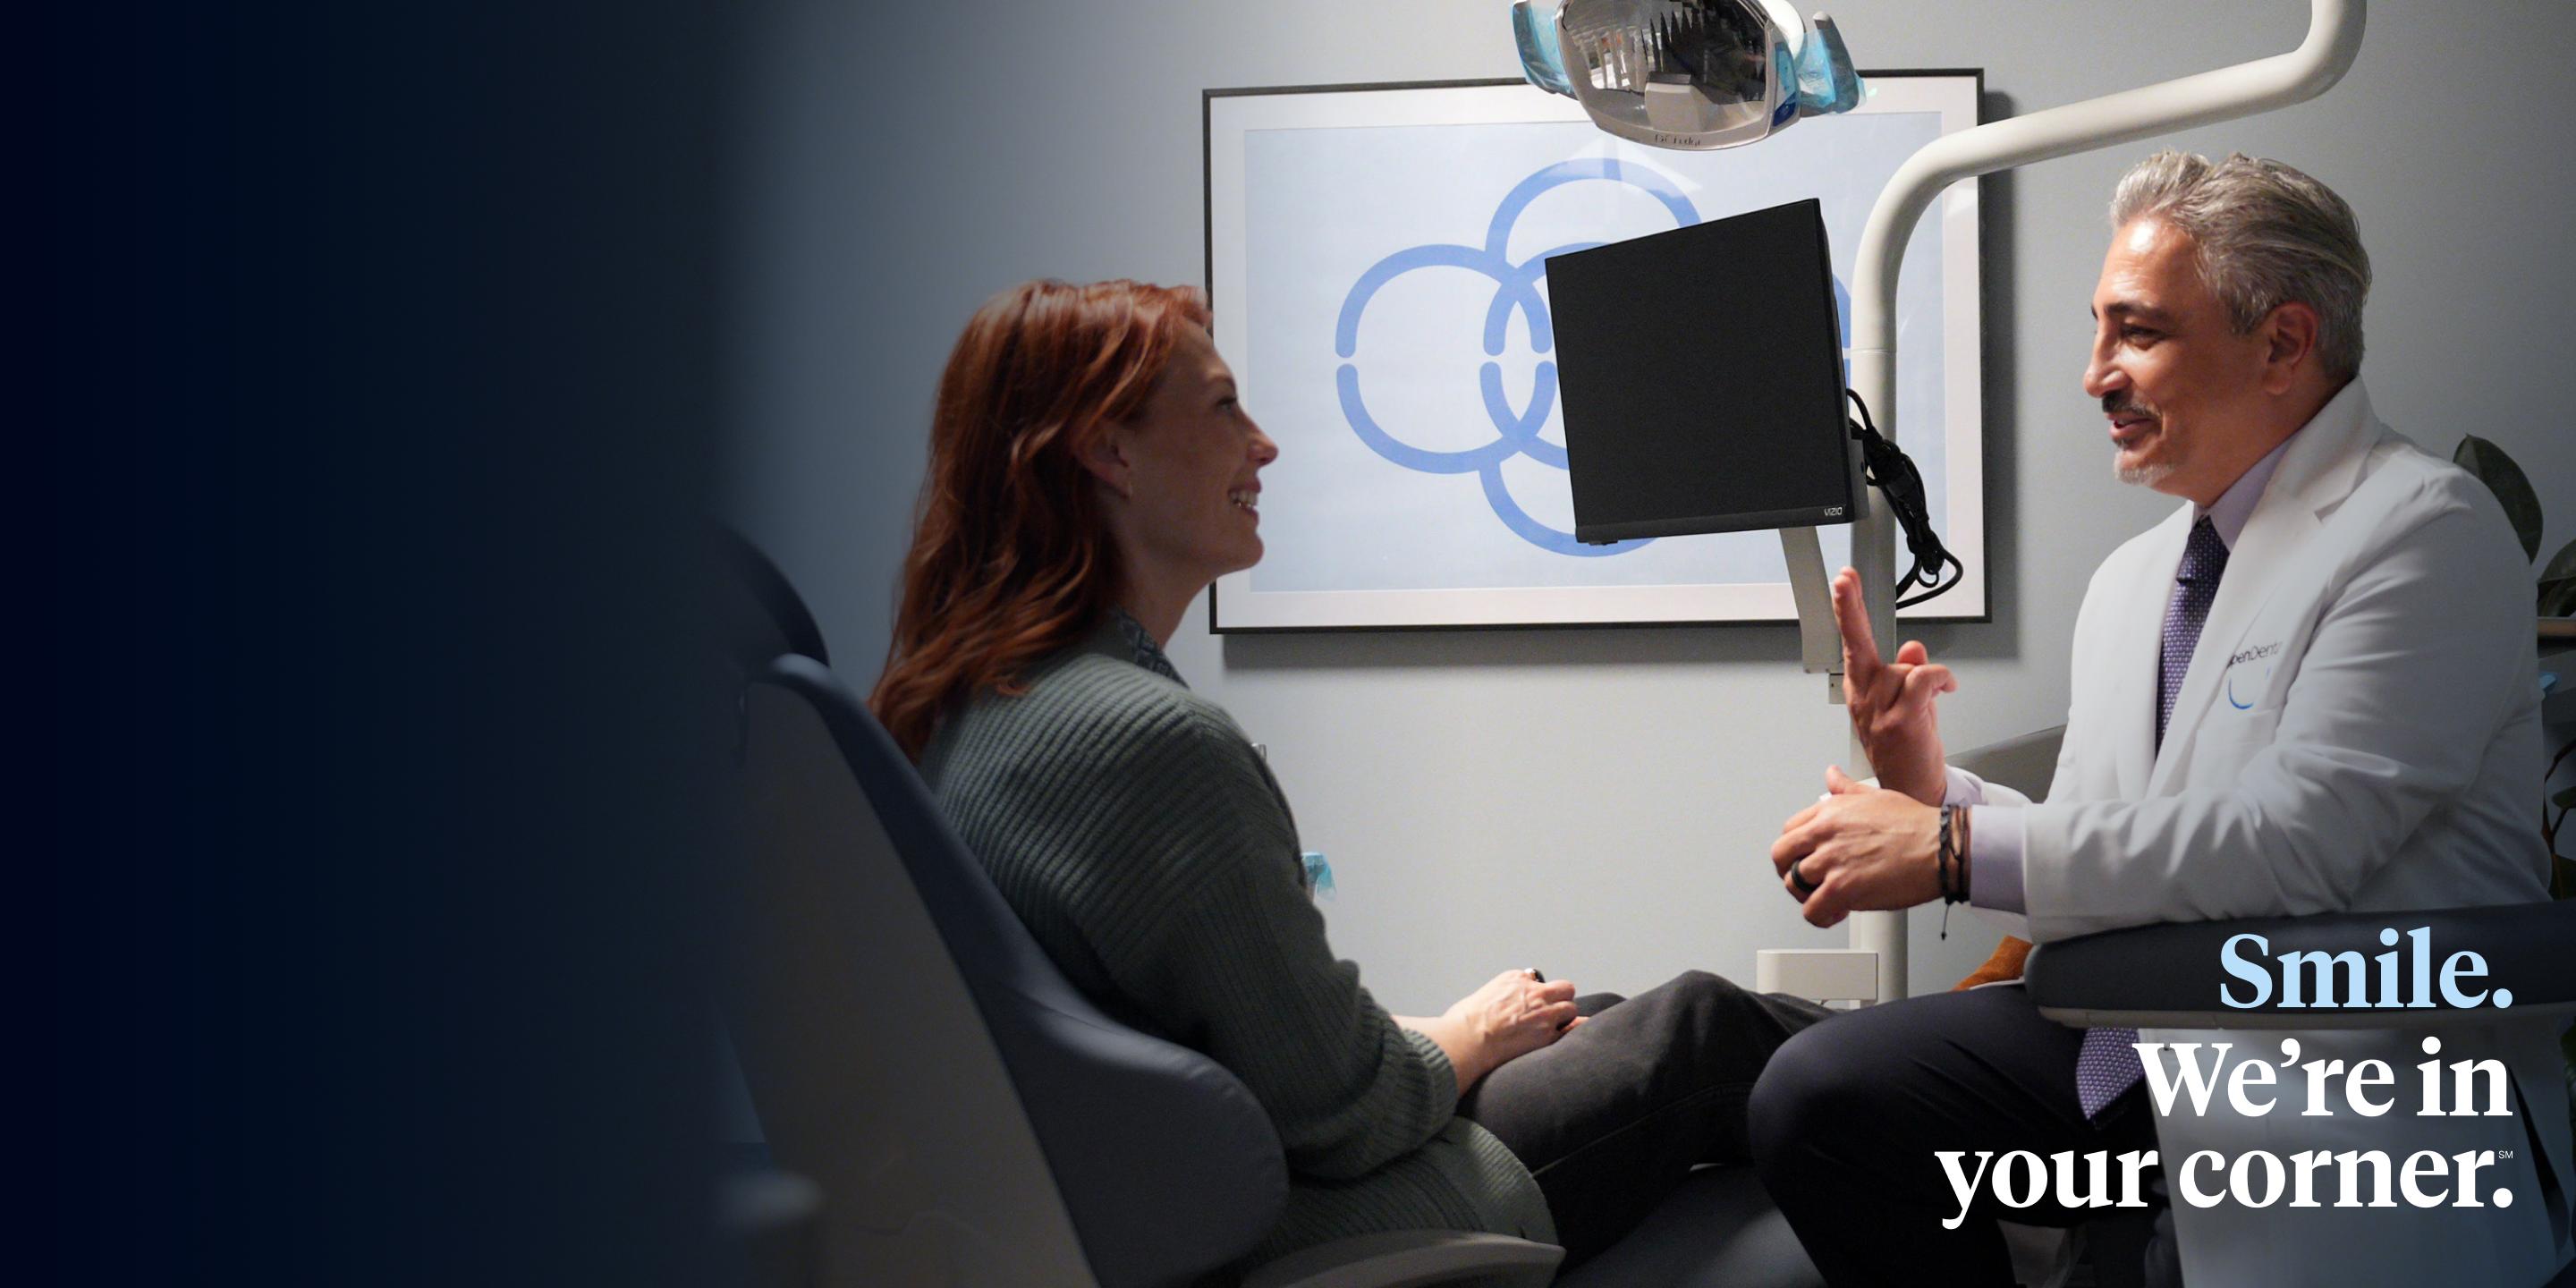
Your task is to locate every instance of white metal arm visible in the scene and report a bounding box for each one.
[1833,0,2365,1002]
[1849,0,2364,361]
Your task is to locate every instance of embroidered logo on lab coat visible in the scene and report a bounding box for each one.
[2224,641,2282,709]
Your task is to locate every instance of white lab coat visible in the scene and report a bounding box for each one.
[1962,380,2572,1285]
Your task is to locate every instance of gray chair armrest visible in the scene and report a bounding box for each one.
[2026,902,2576,1030]
[1242,1231,1565,1288]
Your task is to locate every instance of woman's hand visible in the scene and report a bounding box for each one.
[1399,970,1580,1094]
[1445,970,1580,1070]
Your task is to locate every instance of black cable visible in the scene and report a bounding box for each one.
[1843,388,1963,609]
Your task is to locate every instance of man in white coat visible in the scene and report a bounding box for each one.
[1751,150,2569,1287]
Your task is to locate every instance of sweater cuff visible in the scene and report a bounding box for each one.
[1402,1026,1461,1116]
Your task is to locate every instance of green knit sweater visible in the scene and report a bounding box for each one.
[919,612,1555,1264]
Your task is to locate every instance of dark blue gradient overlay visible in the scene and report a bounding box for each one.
[11,5,741,1284]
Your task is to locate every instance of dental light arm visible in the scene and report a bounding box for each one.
[1850,0,2366,367]
[1523,0,2365,1003]
[1836,0,2361,1002]
[1845,0,2367,659]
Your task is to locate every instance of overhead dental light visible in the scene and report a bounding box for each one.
[1513,0,1863,149]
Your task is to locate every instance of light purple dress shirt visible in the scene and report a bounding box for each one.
[1956,430,2299,914]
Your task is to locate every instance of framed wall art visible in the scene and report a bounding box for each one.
[1204,72,1985,631]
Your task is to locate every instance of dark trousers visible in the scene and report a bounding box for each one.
[1456,970,1828,1267]
[1749,984,2174,1288]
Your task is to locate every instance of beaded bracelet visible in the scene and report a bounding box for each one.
[1936,805,1962,902]
[1937,804,1970,939]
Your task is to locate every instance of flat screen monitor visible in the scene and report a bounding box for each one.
[1547,198,1854,545]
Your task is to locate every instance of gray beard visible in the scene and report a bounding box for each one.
[2116,458,2176,488]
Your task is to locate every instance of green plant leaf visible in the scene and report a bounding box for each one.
[2545,540,2576,615]
[2454,435,2545,562]
[2557,784,2576,809]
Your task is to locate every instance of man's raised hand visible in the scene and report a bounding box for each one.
[1834,566,1955,805]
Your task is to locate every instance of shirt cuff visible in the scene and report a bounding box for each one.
[1941,766,1986,807]
[1966,805,2027,914]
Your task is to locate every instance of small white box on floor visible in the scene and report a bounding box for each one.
[1755,949,1878,1004]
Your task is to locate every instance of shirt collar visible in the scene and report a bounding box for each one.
[1097,608,1185,687]
[2200,428,2297,552]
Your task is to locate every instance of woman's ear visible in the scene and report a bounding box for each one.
[1077,426,1133,501]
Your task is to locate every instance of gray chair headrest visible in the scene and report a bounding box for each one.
[760,656,1289,1287]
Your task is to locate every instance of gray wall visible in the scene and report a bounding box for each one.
[725,0,2576,1013]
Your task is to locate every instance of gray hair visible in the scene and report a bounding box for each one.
[2108,150,2370,383]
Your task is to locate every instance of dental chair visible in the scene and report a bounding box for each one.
[717,530,2575,1287]
[719,532,1557,1288]
[713,533,1840,1288]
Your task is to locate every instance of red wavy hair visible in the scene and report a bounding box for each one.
[870,279,1210,759]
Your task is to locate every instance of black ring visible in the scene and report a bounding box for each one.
[1790,860,1818,897]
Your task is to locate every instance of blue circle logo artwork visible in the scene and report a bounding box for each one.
[1333,157,1848,557]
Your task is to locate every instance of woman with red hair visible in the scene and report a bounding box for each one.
[873,279,1821,1272]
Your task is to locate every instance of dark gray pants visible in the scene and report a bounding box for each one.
[1456,970,1828,1267]
[1749,983,2174,1288]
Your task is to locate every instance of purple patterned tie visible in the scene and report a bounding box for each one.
[2077,514,2229,1119]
